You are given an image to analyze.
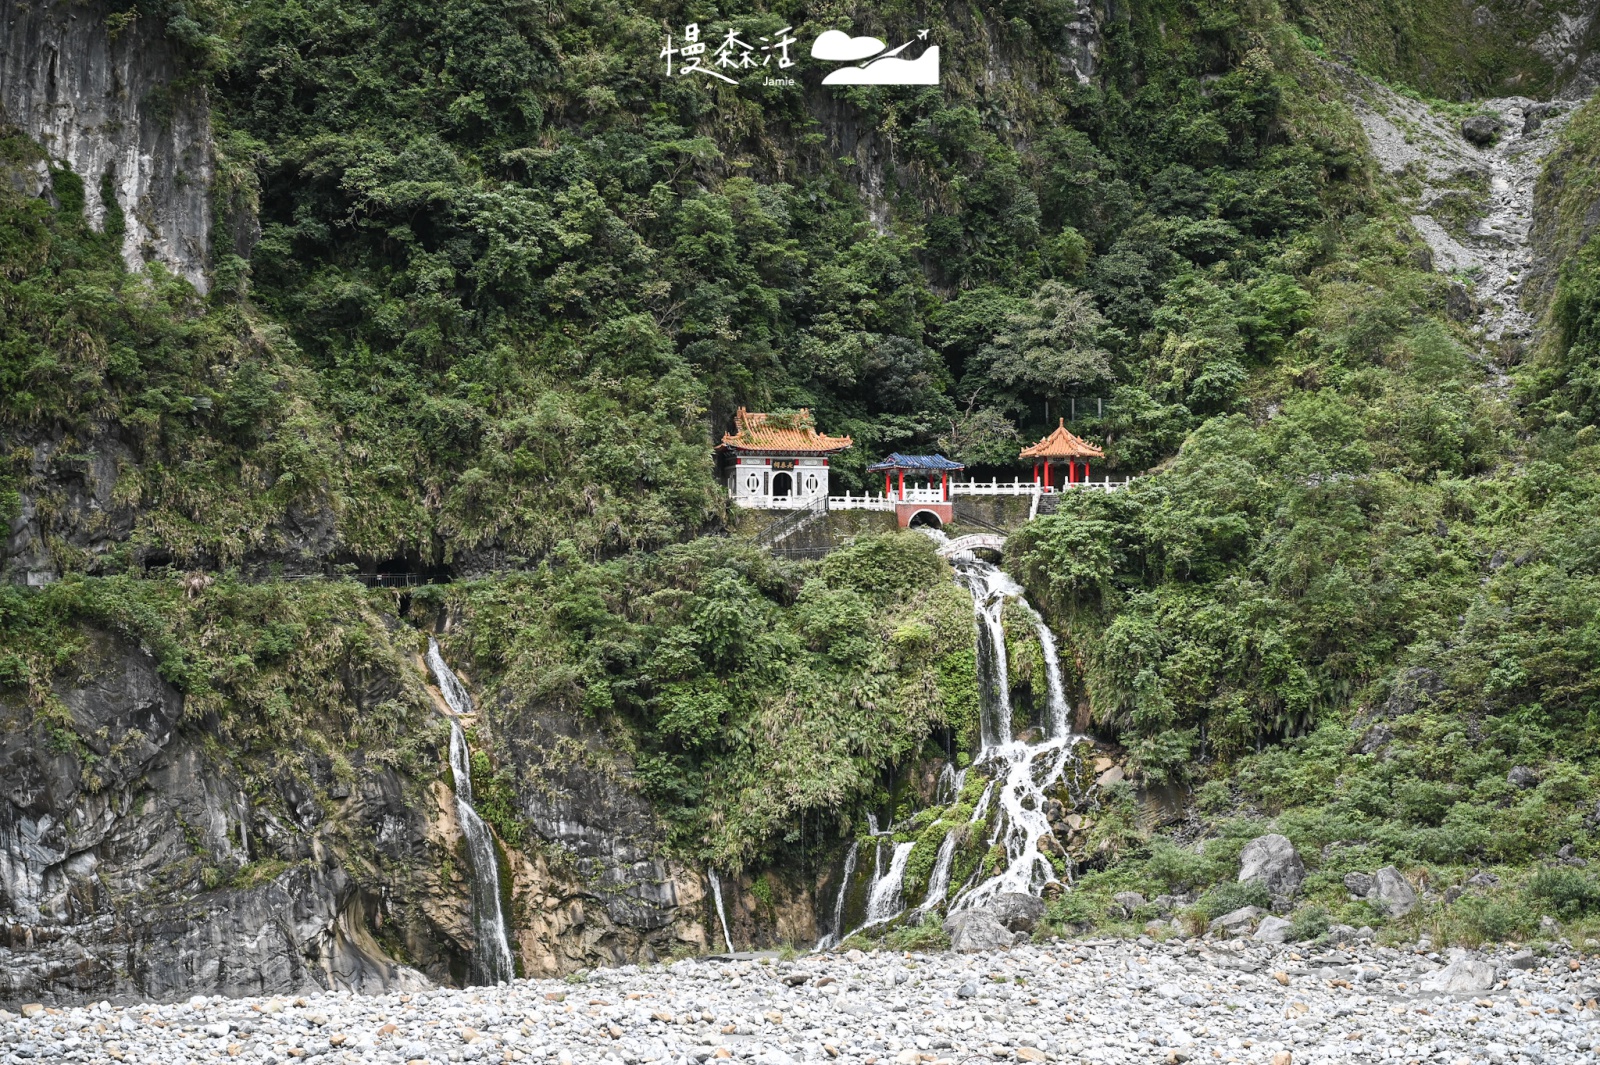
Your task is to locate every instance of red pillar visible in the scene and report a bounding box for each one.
[1044,462,1051,490]
[1070,461,1078,484]
[941,470,948,501]
[884,472,891,496]
[1084,462,1091,482]
[1033,463,1039,485]
[897,468,904,500]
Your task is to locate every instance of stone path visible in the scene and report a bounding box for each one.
[5,936,1598,1064]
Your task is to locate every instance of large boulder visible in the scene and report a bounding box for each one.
[1209,905,1265,936]
[1460,115,1501,146]
[1507,766,1538,789]
[1421,956,1494,993]
[1111,891,1147,919]
[1254,915,1293,944]
[988,893,1047,933]
[943,909,1018,953]
[1238,834,1305,897]
[1368,866,1417,917]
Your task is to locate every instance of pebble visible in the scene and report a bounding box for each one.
[3,938,1598,1064]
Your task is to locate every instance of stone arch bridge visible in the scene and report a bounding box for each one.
[936,533,1007,558]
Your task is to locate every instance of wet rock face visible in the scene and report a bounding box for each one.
[0,0,213,291]
[1,623,743,1006]
[0,631,445,1007]
[493,689,716,972]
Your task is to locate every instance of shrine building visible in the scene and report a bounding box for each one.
[720,407,851,508]
[865,453,965,528]
[1020,419,1104,490]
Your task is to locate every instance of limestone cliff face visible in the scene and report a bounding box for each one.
[487,676,714,971]
[0,0,212,291]
[0,631,446,1005]
[0,623,747,1007]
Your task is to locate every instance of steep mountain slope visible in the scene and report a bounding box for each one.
[4,0,1600,1004]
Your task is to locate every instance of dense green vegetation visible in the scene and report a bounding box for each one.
[0,575,434,765]
[440,533,976,869]
[1286,0,1581,99]
[4,0,1600,949]
[3,0,1375,565]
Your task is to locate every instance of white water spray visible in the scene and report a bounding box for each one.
[862,841,915,926]
[426,638,516,985]
[819,841,859,949]
[934,531,1085,912]
[918,830,958,912]
[708,870,735,953]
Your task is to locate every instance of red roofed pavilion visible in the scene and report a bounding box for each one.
[720,408,851,508]
[1020,419,1104,491]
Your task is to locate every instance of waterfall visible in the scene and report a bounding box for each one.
[862,841,915,925]
[935,764,967,805]
[824,836,916,946]
[939,533,1084,912]
[813,529,1083,946]
[818,841,859,950]
[1030,609,1072,740]
[426,638,516,986]
[918,829,958,912]
[954,739,1078,909]
[708,870,734,953]
[970,779,995,822]
[958,564,1016,749]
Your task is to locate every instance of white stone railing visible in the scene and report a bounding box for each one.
[742,477,1136,515]
[951,477,1133,495]
[732,493,829,510]
[827,492,896,511]
[950,477,1032,495]
[1055,476,1134,493]
[833,488,949,507]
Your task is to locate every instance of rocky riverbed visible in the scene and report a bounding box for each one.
[5,932,1598,1065]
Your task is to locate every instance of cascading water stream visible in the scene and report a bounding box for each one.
[939,532,1085,912]
[426,638,516,986]
[959,564,1015,749]
[816,530,1084,946]
[918,830,958,913]
[708,870,735,953]
[862,841,915,926]
[1030,607,1072,740]
[824,815,919,946]
[819,841,859,949]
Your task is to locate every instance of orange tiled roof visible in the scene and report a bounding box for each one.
[720,407,853,454]
[1019,419,1104,460]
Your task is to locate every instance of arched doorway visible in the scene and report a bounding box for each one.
[907,509,943,529]
[772,471,793,498]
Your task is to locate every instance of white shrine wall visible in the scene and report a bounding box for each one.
[729,454,831,508]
